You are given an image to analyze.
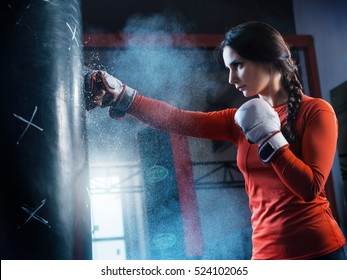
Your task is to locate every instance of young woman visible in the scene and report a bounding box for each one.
[84,21,346,259]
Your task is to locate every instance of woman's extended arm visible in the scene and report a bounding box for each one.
[128,94,240,143]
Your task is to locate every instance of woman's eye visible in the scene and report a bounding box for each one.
[231,62,242,69]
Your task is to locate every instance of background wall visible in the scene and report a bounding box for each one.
[82,0,295,34]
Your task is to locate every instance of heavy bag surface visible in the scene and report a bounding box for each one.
[1,0,92,259]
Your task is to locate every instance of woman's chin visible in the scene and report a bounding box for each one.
[242,91,257,98]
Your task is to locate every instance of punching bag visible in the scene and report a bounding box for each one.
[138,128,203,259]
[1,0,92,259]
[138,127,186,260]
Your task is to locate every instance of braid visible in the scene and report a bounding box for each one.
[282,66,304,143]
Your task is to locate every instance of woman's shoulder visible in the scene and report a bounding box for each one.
[300,94,335,113]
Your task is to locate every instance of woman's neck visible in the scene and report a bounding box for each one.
[259,87,288,107]
[259,70,288,107]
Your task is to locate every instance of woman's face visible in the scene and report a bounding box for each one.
[222,45,272,98]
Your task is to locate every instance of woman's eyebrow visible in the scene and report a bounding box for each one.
[227,60,240,68]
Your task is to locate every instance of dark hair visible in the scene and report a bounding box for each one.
[219,21,303,143]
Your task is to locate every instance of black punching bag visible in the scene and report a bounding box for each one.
[1,0,92,259]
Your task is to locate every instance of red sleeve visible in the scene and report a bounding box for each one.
[271,99,338,202]
[128,94,240,143]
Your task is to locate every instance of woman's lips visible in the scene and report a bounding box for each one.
[237,85,246,91]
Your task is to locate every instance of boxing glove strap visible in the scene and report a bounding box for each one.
[109,85,137,119]
[258,132,288,163]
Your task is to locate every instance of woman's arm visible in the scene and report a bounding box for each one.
[128,94,240,142]
[271,99,338,202]
[84,70,240,142]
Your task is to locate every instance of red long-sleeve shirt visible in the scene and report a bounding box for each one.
[128,94,345,259]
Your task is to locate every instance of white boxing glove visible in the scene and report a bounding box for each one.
[234,98,289,163]
[84,70,137,119]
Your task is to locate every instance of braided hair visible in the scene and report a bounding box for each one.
[218,21,304,143]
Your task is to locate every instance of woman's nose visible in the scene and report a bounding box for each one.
[228,70,237,85]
